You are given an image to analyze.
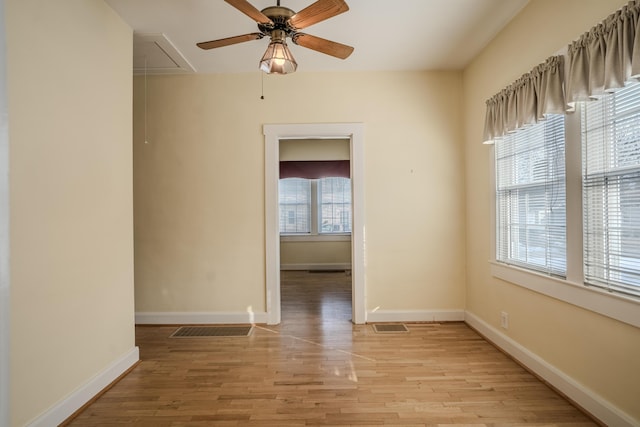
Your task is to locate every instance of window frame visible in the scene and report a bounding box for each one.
[490,108,640,329]
[279,177,352,242]
[317,176,352,235]
[278,178,312,235]
[580,84,640,297]
[494,114,567,277]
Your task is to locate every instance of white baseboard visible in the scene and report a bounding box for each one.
[135,311,268,325]
[28,347,139,427]
[366,309,465,323]
[281,263,351,271]
[464,311,638,427]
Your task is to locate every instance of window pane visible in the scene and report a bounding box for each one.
[279,178,311,233]
[318,177,351,233]
[495,114,566,276]
[582,82,640,297]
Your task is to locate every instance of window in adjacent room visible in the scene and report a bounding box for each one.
[279,177,351,235]
[319,177,352,233]
[279,178,311,234]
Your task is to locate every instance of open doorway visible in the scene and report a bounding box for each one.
[264,123,365,325]
[278,138,353,325]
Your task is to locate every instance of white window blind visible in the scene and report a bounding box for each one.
[319,177,351,233]
[582,82,640,298]
[279,177,352,235]
[279,178,311,233]
[495,114,567,276]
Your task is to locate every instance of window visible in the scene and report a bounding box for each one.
[495,115,566,277]
[487,3,640,326]
[492,83,640,318]
[582,82,640,298]
[279,178,311,234]
[319,177,352,233]
[279,177,351,235]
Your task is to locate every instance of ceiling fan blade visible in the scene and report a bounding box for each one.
[224,0,274,25]
[197,33,264,50]
[292,33,354,59]
[288,0,349,30]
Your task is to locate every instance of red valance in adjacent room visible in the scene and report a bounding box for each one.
[279,160,350,179]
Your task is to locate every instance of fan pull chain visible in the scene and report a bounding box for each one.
[260,71,265,100]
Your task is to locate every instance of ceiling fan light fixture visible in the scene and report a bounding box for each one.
[260,38,297,74]
[199,0,353,73]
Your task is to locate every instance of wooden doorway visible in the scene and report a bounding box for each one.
[264,123,365,325]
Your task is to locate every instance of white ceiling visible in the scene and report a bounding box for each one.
[105,0,529,75]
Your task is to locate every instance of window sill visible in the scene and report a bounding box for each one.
[490,261,640,329]
[280,234,351,242]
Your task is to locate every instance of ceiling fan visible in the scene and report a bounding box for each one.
[197,0,354,74]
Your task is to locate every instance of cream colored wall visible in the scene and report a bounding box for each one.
[134,71,466,313]
[280,240,351,268]
[0,1,9,424]
[462,0,640,421]
[280,138,350,161]
[6,1,134,425]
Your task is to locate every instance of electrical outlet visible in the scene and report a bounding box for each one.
[500,311,509,329]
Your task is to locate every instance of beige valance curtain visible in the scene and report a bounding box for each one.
[483,55,566,143]
[483,1,640,144]
[566,0,640,102]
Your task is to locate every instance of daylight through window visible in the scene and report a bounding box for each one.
[495,115,567,276]
[582,82,640,297]
[279,177,351,235]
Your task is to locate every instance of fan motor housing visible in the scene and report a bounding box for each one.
[259,6,295,33]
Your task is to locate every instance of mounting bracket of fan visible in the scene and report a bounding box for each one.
[257,6,294,35]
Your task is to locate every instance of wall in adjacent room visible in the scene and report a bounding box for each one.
[6,0,135,425]
[279,138,349,161]
[462,0,640,422]
[280,240,351,270]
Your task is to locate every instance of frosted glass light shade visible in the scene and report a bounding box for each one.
[260,40,297,74]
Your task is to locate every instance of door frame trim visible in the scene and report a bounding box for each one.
[0,0,10,423]
[264,123,365,324]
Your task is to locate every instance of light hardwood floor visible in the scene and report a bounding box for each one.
[67,270,597,426]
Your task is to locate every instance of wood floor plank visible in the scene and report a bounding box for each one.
[66,271,598,426]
